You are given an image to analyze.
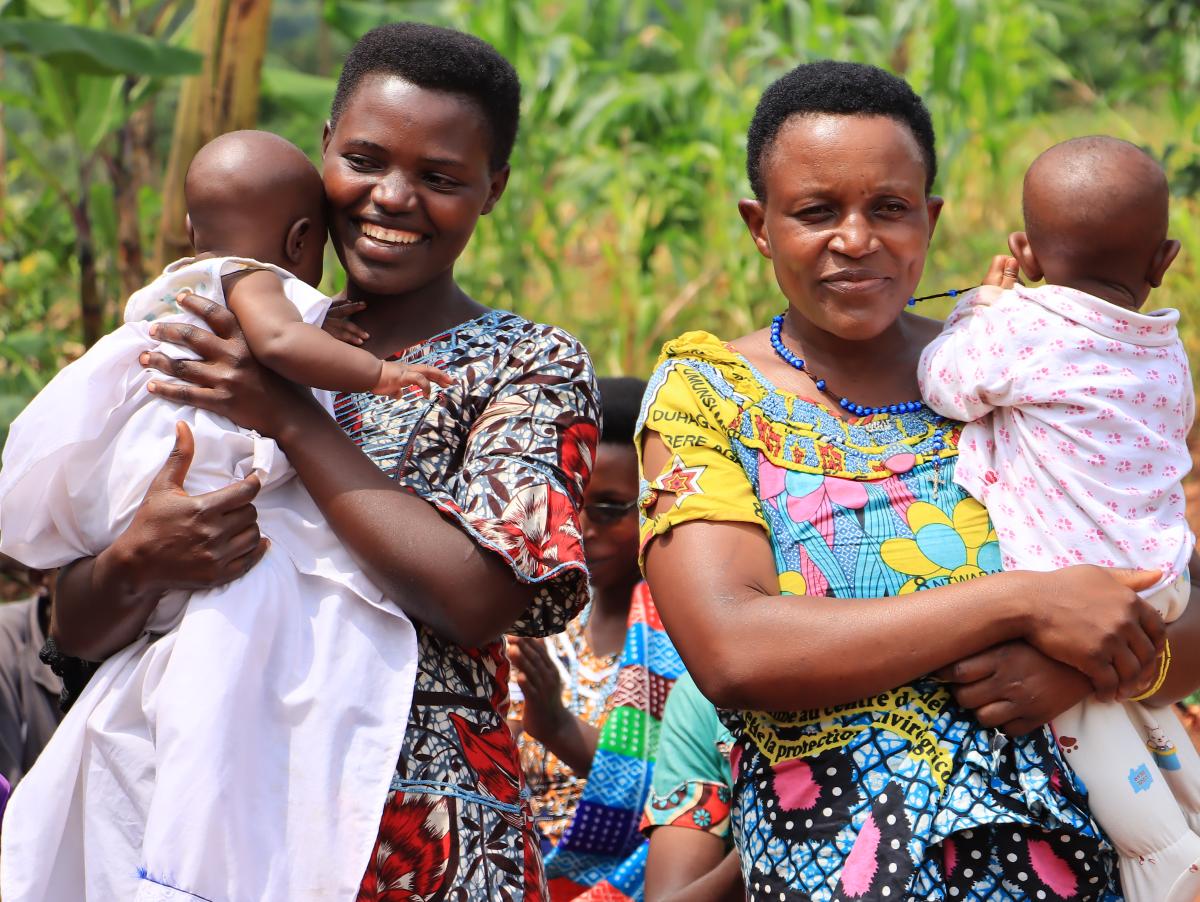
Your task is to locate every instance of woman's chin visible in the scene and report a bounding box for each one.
[343,255,427,298]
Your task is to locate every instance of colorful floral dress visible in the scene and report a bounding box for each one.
[340,310,599,902]
[511,607,621,845]
[637,332,1121,902]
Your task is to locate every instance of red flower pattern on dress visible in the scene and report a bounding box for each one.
[357,793,456,902]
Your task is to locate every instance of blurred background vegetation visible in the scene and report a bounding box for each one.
[1,0,1199,442]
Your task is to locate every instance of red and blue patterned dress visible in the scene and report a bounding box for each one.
[343,310,599,902]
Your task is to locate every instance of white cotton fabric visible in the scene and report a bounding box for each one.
[919,283,1194,589]
[0,257,417,901]
[920,283,1200,901]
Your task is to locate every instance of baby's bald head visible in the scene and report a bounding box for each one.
[185,130,326,285]
[1015,136,1176,307]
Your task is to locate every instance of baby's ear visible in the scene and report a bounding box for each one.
[1147,238,1181,288]
[285,218,312,264]
[1007,231,1042,282]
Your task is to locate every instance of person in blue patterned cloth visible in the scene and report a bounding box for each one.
[637,61,1200,901]
[34,22,598,902]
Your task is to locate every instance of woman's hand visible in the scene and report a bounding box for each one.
[936,641,1093,736]
[114,420,269,594]
[507,636,570,744]
[321,299,369,346]
[51,421,269,659]
[140,291,312,438]
[507,635,601,775]
[1020,565,1164,701]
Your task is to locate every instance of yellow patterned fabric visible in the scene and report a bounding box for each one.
[632,331,1119,900]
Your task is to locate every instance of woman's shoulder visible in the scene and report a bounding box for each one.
[476,309,588,352]
[650,331,762,402]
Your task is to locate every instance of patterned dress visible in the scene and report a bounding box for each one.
[511,607,621,846]
[339,310,600,902]
[640,671,735,849]
[637,332,1122,902]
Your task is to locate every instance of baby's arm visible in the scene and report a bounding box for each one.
[225,270,450,398]
[917,257,1024,422]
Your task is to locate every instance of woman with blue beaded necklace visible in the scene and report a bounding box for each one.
[637,61,1200,901]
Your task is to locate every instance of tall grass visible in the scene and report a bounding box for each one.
[311,0,1196,376]
[3,0,1199,401]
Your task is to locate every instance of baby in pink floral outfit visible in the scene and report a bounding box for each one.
[920,136,1200,902]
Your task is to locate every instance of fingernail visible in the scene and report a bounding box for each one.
[147,381,157,393]
[139,352,149,365]
[149,324,159,337]
[175,290,188,302]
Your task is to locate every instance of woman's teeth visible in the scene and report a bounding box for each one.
[360,223,423,245]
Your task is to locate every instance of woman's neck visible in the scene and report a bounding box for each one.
[587,578,638,658]
[781,310,934,406]
[349,269,490,357]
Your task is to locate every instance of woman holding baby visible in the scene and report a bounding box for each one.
[36,21,597,902]
[637,61,1200,901]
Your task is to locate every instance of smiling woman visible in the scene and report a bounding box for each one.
[636,61,1181,901]
[35,21,600,902]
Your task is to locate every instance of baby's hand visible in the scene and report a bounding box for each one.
[373,360,454,400]
[982,254,1021,290]
[322,299,369,346]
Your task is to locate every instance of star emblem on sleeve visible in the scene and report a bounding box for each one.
[654,455,707,507]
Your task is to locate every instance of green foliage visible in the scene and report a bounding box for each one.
[2,0,1199,434]
[0,19,201,76]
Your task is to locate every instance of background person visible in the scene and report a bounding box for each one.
[0,560,61,788]
[641,671,741,902]
[510,377,687,902]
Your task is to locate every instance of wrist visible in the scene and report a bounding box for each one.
[536,701,576,749]
[272,392,326,449]
[994,570,1038,640]
[98,533,165,604]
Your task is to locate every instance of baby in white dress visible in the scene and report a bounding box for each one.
[920,136,1200,902]
[0,131,447,901]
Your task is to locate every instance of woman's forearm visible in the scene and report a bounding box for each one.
[541,715,599,776]
[274,400,536,648]
[51,549,161,660]
[650,543,1028,711]
[651,850,744,902]
[645,519,1157,711]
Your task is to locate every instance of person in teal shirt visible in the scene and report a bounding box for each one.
[642,673,742,901]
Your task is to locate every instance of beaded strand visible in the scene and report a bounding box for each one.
[769,288,970,496]
[769,287,972,417]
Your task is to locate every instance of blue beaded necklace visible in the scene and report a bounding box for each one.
[769,287,970,417]
[769,286,971,496]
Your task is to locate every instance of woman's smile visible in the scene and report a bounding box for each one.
[355,219,430,261]
[821,267,891,294]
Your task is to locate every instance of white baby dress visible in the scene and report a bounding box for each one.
[0,257,417,901]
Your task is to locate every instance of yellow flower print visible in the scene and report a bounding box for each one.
[778,570,808,596]
[880,499,1001,594]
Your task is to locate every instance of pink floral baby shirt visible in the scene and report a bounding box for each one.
[919,283,1194,592]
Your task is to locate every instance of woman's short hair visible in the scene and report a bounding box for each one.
[598,376,648,446]
[746,60,937,199]
[330,22,521,172]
